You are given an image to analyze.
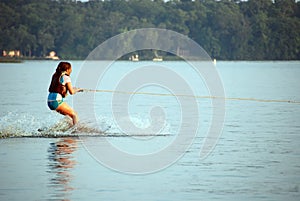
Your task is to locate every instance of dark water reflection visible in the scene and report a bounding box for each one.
[47,138,78,200]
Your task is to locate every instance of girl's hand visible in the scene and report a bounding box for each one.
[74,87,84,93]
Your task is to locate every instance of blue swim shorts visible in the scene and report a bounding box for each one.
[47,100,63,110]
[47,92,64,110]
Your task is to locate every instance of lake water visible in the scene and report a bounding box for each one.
[0,60,299,200]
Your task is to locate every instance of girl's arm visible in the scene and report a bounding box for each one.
[65,82,82,95]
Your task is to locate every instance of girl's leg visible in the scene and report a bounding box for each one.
[56,102,78,125]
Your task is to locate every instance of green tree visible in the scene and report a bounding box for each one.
[241,0,273,59]
[0,0,300,60]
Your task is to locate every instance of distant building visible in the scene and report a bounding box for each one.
[2,50,21,57]
[153,56,163,62]
[129,54,139,61]
[45,51,59,60]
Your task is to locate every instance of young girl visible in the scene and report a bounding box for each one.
[48,62,82,125]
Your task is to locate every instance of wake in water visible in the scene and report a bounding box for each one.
[0,112,108,138]
[37,118,109,138]
[0,112,171,138]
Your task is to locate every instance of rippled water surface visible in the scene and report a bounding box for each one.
[0,61,299,200]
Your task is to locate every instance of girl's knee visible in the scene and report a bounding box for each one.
[70,111,78,119]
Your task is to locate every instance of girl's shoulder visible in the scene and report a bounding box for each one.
[61,74,71,84]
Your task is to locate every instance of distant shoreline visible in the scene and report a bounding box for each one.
[0,57,60,63]
[0,57,23,63]
[1,57,300,63]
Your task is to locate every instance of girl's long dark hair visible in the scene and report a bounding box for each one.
[55,62,71,75]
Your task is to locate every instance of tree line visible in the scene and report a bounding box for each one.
[1,0,300,60]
